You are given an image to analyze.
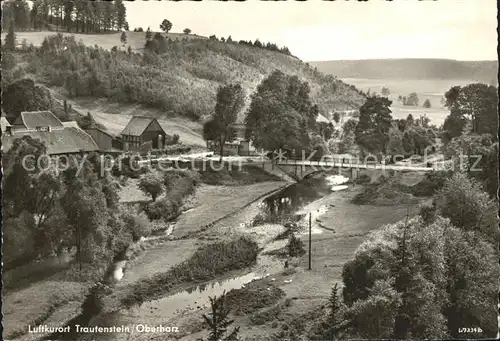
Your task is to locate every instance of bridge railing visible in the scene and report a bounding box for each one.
[279,158,369,168]
[277,158,432,171]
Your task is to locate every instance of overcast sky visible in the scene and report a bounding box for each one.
[125,0,497,61]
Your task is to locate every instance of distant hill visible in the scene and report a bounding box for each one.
[3,31,365,125]
[309,59,498,83]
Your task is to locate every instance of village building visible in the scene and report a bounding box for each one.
[85,122,123,154]
[120,116,167,152]
[206,123,256,156]
[2,111,99,155]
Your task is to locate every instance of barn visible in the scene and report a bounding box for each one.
[120,116,167,151]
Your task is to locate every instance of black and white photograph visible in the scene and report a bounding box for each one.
[1,0,498,340]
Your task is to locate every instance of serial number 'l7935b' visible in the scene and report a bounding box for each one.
[458,327,483,333]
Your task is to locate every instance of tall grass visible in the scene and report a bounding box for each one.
[220,285,285,316]
[121,236,259,307]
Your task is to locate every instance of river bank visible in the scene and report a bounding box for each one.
[80,174,425,341]
[12,171,429,341]
[176,185,421,341]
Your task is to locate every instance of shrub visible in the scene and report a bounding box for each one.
[143,197,181,222]
[138,173,164,201]
[220,285,285,316]
[419,202,438,225]
[111,156,148,178]
[286,234,305,257]
[122,213,152,241]
[164,168,200,192]
[172,134,180,145]
[164,144,191,154]
[412,170,453,197]
[2,78,53,119]
[80,282,113,319]
[274,222,299,240]
[355,174,371,184]
[2,212,37,269]
[249,303,283,325]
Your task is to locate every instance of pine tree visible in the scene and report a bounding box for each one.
[115,0,127,30]
[391,209,415,339]
[5,24,16,51]
[145,27,152,41]
[120,31,127,46]
[329,283,341,323]
[201,291,240,341]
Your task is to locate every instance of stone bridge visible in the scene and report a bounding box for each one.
[275,159,433,182]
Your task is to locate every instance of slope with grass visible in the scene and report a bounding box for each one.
[8,31,365,127]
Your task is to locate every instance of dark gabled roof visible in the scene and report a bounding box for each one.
[14,111,64,129]
[85,126,115,138]
[2,126,100,155]
[121,116,162,137]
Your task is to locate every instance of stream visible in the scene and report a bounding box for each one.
[46,173,349,340]
[106,174,350,328]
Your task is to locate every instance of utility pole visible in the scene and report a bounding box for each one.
[308,212,312,270]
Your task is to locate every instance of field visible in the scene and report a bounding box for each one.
[3,280,88,340]
[0,31,207,54]
[172,181,286,238]
[341,78,478,126]
[48,90,207,148]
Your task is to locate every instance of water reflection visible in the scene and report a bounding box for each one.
[127,272,259,321]
[262,174,349,218]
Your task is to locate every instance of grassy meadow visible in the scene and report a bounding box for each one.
[48,89,206,147]
[341,77,480,126]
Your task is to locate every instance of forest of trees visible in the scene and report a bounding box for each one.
[1,0,128,34]
[2,142,131,272]
[207,34,292,56]
[3,27,362,122]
